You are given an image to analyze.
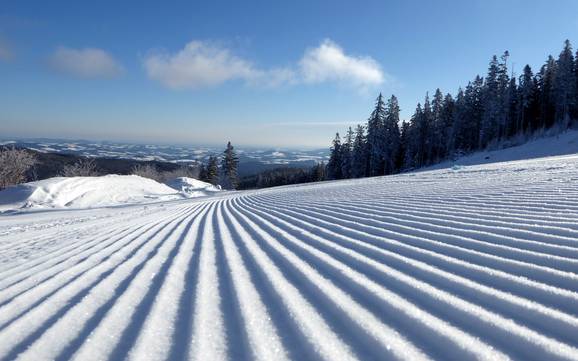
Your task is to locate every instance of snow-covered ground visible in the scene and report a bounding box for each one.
[1,136,578,360]
[0,175,218,212]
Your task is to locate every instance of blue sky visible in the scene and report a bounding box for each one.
[1,0,578,148]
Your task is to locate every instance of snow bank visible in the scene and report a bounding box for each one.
[430,129,578,170]
[0,175,218,212]
[165,177,221,197]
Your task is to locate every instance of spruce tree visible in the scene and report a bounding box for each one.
[341,127,354,179]
[404,103,424,168]
[351,124,368,178]
[554,40,576,127]
[367,93,386,176]
[312,161,326,182]
[575,49,578,120]
[383,95,401,174]
[506,76,519,137]
[206,156,219,186]
[398,121,410,170]
[538,56,557,129]
[421,94,433,165]
[431,89,444,162]
[518,65,536,133]
[497,51,511,140]
[440,93,455,157]
[220,142,239,190]
[326,133,343,180]
[481,55,501,147]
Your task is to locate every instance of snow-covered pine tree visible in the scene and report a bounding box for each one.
[430,89,444,162]
[404,103,423,168]
[206,155,220,186]
[506,76,519,137]
[554,40,576,127]
[480,55,501,148]
[537,55,557,130]
[367,93,386,176]
[311,161,326,182]
[518,65,536,133]
[451,87,467,152]
[440,93,455,158]
[383,95,401,174]
[341,127,354,179]
[351,124,368,178]
[220,142,239,190]
[326,133,343,180]
[421,93,433,165]
[497,51,511,140]
[575,49,578,120]
[398,120,410,170]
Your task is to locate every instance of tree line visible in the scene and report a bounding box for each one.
[326,40,578,179]
[199,141,240,190]
[238,162,326,189]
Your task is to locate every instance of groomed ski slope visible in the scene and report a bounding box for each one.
[1,154,578,360]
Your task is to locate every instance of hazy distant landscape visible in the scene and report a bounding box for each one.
[0,138,328,176]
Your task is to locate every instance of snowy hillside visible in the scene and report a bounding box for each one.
[1,153,578,359]
[0,175,218,212]
[431,129,578,169]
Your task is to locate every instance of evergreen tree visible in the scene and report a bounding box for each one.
[575,49,578,119]
[497,51,511,140]
[481,55,501,147]
[421,94,433,165]
[367,93,386,176]
[383,95,401,174]
[205,155,219,186]
[452,87,467,152]
[341,127,354,179]
[351,124,368,178]
[199,163,208,182]
[431,89,445,162]
[537,55,557,129]
[506,76,519,137]
[312,161,326,182]
[404,103,424,168]
[518,65,537,133]
[398,121,410,170]
[220,142,239,190]
[440,93,455,157]
[554,40,576,127]
[326,133,343,180]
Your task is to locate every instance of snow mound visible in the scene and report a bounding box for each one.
[165,177,221,197]
[0,175,190,211]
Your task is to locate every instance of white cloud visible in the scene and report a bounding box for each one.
[144,39,385,90]
[50,47,123,78]
[299,39,384,88]
[144,41,259,89]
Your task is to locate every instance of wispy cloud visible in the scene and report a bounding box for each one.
[299,39,385,89]
[143,41,255,89]
[49,47,123,79]
[144,41,296,89]
[144,39,386,91]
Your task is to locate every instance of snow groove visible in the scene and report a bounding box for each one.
[1,156,578,360]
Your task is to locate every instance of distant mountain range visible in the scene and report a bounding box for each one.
[0,138,329,176]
